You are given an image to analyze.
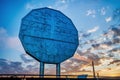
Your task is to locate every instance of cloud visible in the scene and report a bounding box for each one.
[0,58,26,74]
[20,53,57,75]
[86,7,107,17]
[107,46,120,60]
[61,0,66,3]
[0,58,40,74]
[103,41,113,46]
[102,27,120,46]
[61,57,87,73]
[78,26,99,39]
[0,27,8,50]
[108,47,120,53]
[1,57,92,75]
[92,43,100,49]
[80,32,91,38]
[108,60,120,65]
[86,9,96,18]
[60,23,120,75]
[111,27,120,36]
[86,9,95,16]
[76,48,101,65]
[59,51,100,74]
[26,3,34,10]
[91,43,112,50]
[75,26,120,73]
[112,38,120,44]
[54,0,68,11]
[48,6,52,8]
[25,64,39,74]
[25,0,69,11]
[20,54,35,63]
[60,0,74,3]
[87,26,99,33]
[0,27,7,35]
[0,27,24,52]
[7,37,22,50]
[105,17,112,23]
[100,7,106,15]
[25,2,42,10]
[113,8,120,20]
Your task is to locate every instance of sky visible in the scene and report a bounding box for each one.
[0,0,120,77]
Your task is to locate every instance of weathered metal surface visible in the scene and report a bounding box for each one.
[19,7,79,64]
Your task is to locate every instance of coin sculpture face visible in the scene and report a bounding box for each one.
[19,7,79,64]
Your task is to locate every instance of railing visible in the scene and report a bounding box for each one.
[0,74,89,78]
[0,74,120,80]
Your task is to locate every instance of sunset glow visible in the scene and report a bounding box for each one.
[0,0,120,77]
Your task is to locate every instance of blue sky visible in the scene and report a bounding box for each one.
[0,0,120,77]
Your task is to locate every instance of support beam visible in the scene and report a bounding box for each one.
[92,61,96,78]
[56,63,60,78]
[40,62,44,78]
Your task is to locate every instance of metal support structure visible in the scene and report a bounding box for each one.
[56,63,60,78]
[97,73,99,80]
[40,62,44,78]
[92,61,96,78]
